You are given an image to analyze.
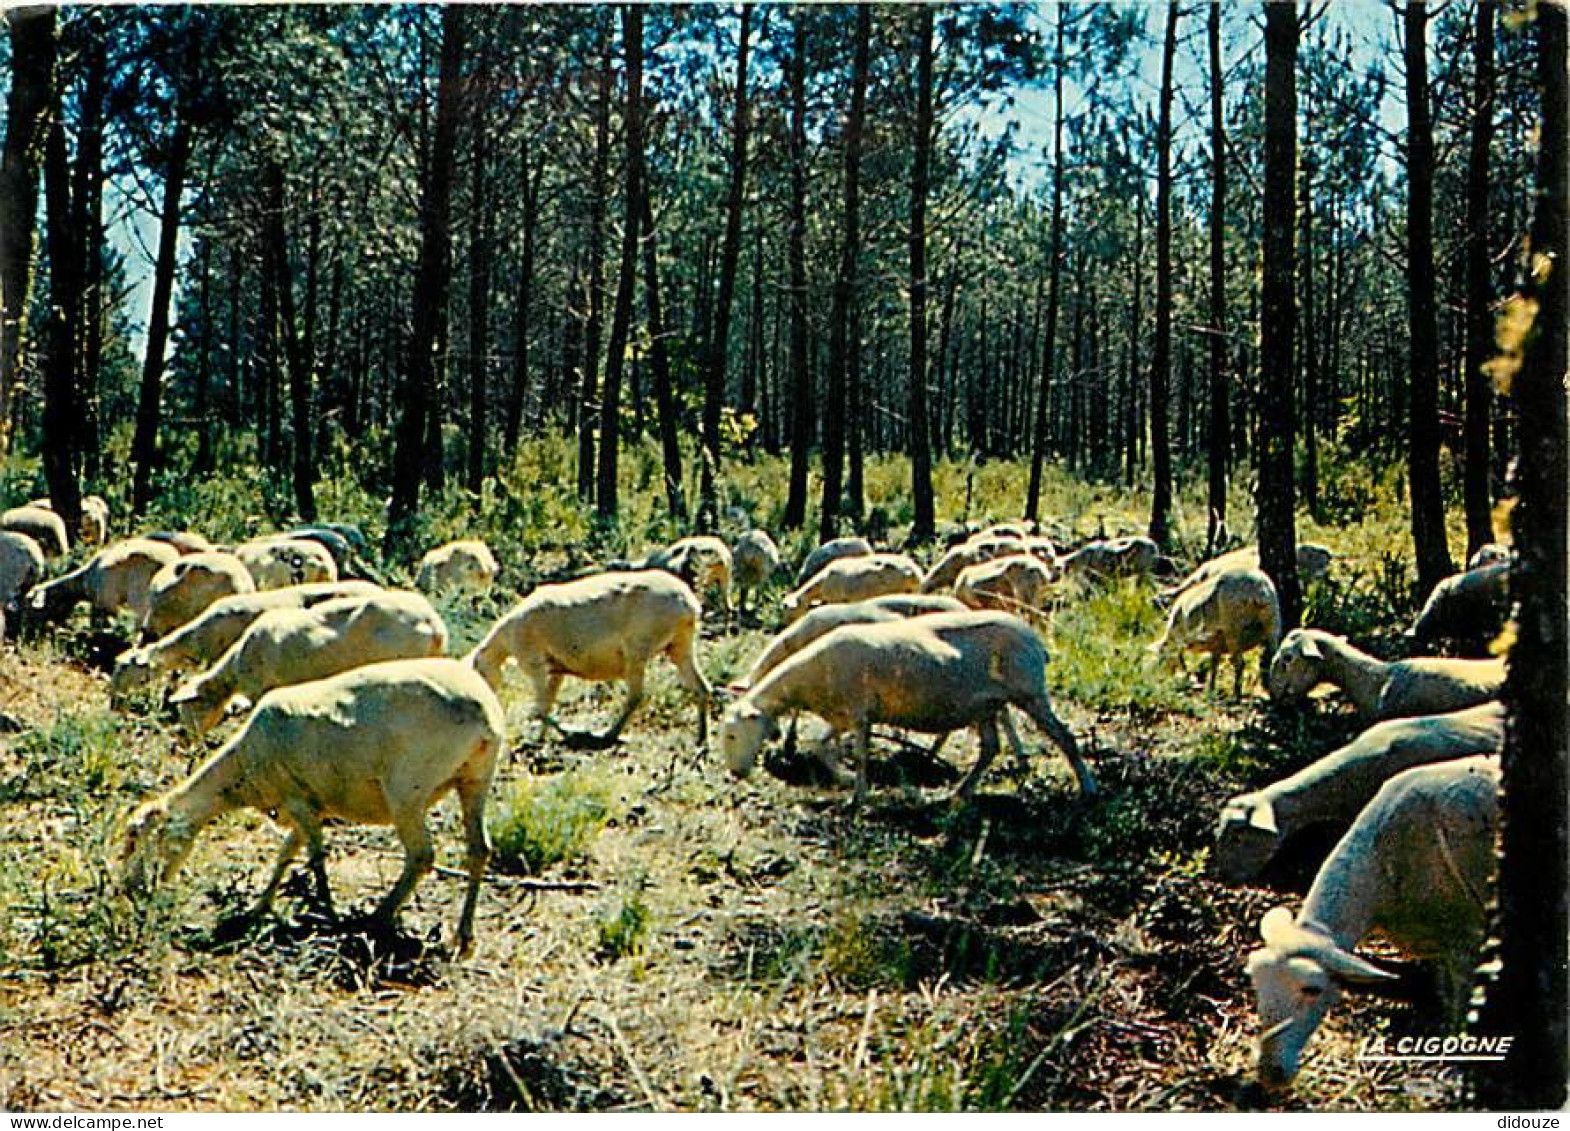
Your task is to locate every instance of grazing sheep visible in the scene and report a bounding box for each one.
[1267,627,1505,721]
[1162,543,1333,601]
[1466,543,1511,570]
[722,610,1095,805]
[1407,560,1511,656]
[123,657,504,956]
[468,570,711,746]
[1059,535,1159,582]
[235,537,339,590]
[1214,701,1504,884]
[1152,567,1280,697]
[285,525,383,583]
[416,539,499,595]
[794,536,873,588]
[1,505,68,558]
[1247,755,1499,1086]
[145,531,217,556]
[919,533,1025,594]
[647,535,733,615]
[0,531,46,614]
[112,581,383,699]
[29,538,181,624]
[731,529,782,615]
[955,553,1055,618]
[781,553,923,626]
[29,494,110,546]
[142,551,256,640]
[739,593,967,691]
[170,590,448,735]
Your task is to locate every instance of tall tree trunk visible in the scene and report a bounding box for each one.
[1126,202,1144,486]
[386,4,465,553]
[263,158,317,523]
[819,3,871,542]
[1300,137,1320,514]
[698,2,754,531]
[1148,0,1178,549]
[466,96,492,496]
[1404,0,1454,595]
[1026,4,1066,523]
[906,5,937,544]
[504,138,542,457]
[193,242,214,476]
[1206,0,1230,554]
[41,88,82,531]
[75,20,106,483]
[0,7,55,454]
[577,28,614,503]
[130,116,192,516]
[639,189,686,520]
[1476,4,1567,1109]
[783,11,813,530]
[1258,0,1301,629]
[1463,0,1497,558]
[596,3,645,521]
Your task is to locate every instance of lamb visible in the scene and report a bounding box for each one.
[145,531,217,556]
[1,505,69,558]
[0,531,45,613]
[646,535,733,615]
[1162,543,1333,601]
[780,553,923,626]
[954,553,1055,618]
[722,610,1095,805]
[1407,560,1511,656]
[738,593,967,690]
[731,529,782,615]
[28,538,181,624]
[416,539,499,595]
[467,569,711,746]
[1266,627,1505,721]
[141,551,256,640]
[112,581,383,698]
[1059,535,1159,582]
[1151,567,1280,697]
[795,536,873,588]
[1247,755,1499,1086]
[919,533,1025,594]
[1214,701,1504,884]
[28,494,110,546]
[169,590,448,735]
[123,657,504,956]
[234,537,339,590]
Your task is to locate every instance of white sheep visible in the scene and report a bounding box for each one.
[1267,627,1505,721]
[467,569,711,746]
[722,610,1095,805]
[112,580,383,699]
[954,553,1055,618]
[169,590,448,735]
[646,535,733,615]
[1162,543,1333,601]
[731,529,782,615]
[28,494,110,546]
[1,505,69,558]
[1059,535,1159,582]
[780,553,923,626]
[795,536,873,588]
[29,538,181,624]
[145,531,217,556]
[1247,755,1499,1087]
[1466,543,1511,570]
[416,539,499,595]
[1151,567,1280,697]
[0,531,46,613]
[142,551,256,641]
[234,537,339,590]
[738,593,967,691]
[123,657,505,956]
[919,533,1025,594]
[1407,560,1511,656]
[1214,701,1504,884]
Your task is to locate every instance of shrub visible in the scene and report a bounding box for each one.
[487,769,622,875]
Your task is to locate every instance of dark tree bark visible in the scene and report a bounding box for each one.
[1301,141,1320,514]
[386,4,466,553]
[41,84,82,532]
[74,18,106,484]
[819,3,871,542]
[906,5,937,545]
[1206,0,1230,554]
[783,11,813,530]
[698,2,754,531]
[1476,3,1567,1110]
[193,242,214,476]
[1258,0,1301,629]
[262,158,317,523]
[1463,0,1497,558]
[130,116,192,515]
[503,136,543,457]
[0,7,55,453]
[576,27,614,503]
[1026,4,1065,523]
[1148,0,1178,549]
[465,78,493,496]
[639,189,686,521]
[596,3,645,521]
[1403,0,1454,595]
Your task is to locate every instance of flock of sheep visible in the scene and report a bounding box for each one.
[0,493,1516,1095]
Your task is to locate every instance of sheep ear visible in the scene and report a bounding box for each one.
[1249,800,1279,835]
[1259,906,1297,947]
[1316,945,1399,985]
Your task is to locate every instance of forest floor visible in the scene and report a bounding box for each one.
[0,586,1474,1112]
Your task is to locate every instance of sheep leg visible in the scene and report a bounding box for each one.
[666,623,712,746]
[252,828,304,917]
[453,777,492,957]
[597,667,647,746]
[526,667,565,739]
[279,802,338,918]
[951,716,1003,801]
[1231,653,1245,699]
[999,710,1032,777]
[1020,696,1098,797]
[371,808,436,932]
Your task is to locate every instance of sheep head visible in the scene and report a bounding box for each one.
[168,679,225,736]
[1212,793,1281,884]
[1265,629,1323,705]
[110,648,156,700]
[1247,906,1398,1087]
[122,799,197,896]
[721,701,778,777]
